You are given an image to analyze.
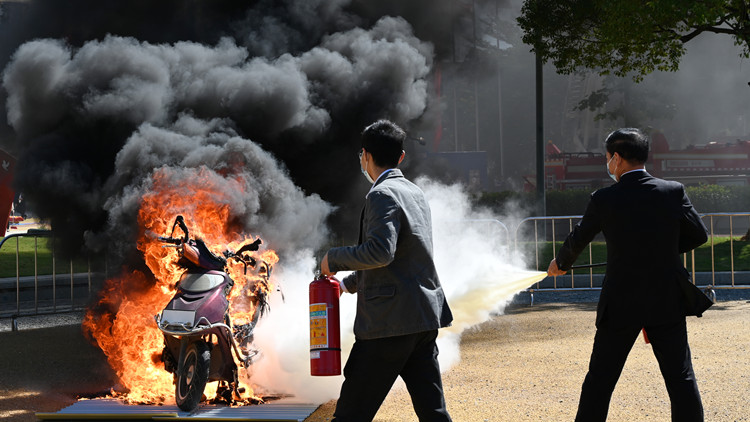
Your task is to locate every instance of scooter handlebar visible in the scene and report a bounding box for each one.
[235,238,262,255]
[158,236,182,245]
[223,239,263,275]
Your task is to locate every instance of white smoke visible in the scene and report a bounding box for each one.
[422,178,544,370]
[249,251,357,403]
[251,178,544,403]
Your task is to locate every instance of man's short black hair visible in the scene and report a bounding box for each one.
[361,119,405,169]
[605,128,649,164]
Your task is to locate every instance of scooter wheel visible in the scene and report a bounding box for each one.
[175,341,210,412]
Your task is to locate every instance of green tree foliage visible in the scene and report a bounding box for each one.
[576,76,677,126]
[517,0,750,80]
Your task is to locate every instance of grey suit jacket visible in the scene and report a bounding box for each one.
[327,169,453,340]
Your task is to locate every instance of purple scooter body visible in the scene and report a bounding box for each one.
[154,215,266,412]
[164,270,232,325]
[160,269,238,386]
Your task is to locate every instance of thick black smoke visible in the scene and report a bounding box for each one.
[1,0,440,264]
[233,0,358,57]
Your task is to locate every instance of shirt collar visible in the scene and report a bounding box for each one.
[621,168,646,177]
[367,168,396,196]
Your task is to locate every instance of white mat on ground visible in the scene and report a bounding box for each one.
[37,398,320,421]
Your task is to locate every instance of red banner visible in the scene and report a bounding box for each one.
[0,149,16,237]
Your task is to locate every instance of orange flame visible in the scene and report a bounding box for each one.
[83,167,278,404]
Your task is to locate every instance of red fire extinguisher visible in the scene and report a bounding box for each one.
[309,275,341,376]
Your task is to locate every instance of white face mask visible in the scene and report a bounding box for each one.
[360,152,375,184]
[606,155,618,182]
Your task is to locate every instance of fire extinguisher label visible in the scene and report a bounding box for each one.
[310,303,328,349]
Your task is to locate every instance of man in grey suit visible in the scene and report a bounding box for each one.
[321,119,453,422]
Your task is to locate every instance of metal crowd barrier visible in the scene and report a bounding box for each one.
[1,220,511,324]
[2,213,746,317]
[514,212,750,304]
[0,230,106,327]
[700,212,750,292]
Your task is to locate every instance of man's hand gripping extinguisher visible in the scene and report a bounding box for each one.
[309,275,341,376]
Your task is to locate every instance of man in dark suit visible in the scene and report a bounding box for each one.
[320,119,453,422]
[547,128,709,421]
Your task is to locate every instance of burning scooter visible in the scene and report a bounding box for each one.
[154,215,273,411]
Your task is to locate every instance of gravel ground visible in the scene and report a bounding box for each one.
[1,293,748,422]
[307,293,750,422]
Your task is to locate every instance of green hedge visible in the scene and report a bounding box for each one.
[544,190,592,216]
[474,185,750,216]
[685,185,750,213]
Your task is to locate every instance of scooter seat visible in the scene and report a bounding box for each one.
[194,239,227,270]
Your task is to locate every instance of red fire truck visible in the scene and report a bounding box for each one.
[526,133,750,191]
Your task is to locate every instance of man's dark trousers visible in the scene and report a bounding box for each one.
[332,329,451,422]
[575,319,703,422]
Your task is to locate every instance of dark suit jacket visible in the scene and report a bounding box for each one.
[327,169,453,340]
[556,170,709,328]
